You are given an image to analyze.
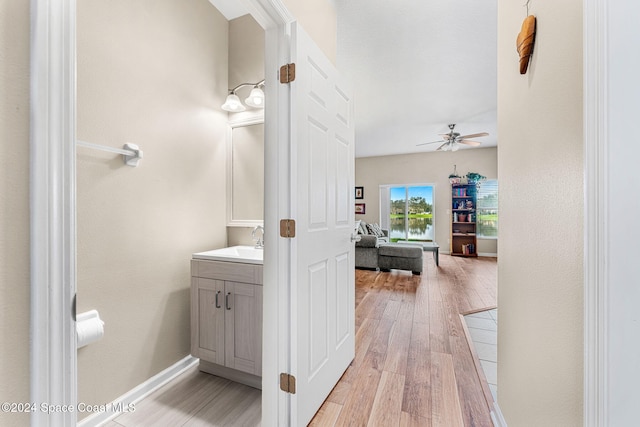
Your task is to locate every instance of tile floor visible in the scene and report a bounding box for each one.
[464,309,498,401]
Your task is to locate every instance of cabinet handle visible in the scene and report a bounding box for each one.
[225,292,232,310]
[215,291,221,309]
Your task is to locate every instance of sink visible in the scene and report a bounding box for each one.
[193,245,263,265]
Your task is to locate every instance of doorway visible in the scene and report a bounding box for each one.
[29,0,291,425]
[31,1,356,426]
[74,3,267,425]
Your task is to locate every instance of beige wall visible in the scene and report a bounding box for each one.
[282,0,337,63]
[356,148,497,255]
[497,0,583,425]
[0,0,30,425]
[228,14,264,90]
[76,0,229,414]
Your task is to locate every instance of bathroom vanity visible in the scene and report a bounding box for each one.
[191,247,263,389]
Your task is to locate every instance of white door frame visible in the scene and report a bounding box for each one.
[584,0,640,424]
[30,1,78,425]
[583,0,605,423]
[30,0,294,425]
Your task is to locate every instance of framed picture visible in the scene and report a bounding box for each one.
[355,186,364,199]
[355,203,366,215]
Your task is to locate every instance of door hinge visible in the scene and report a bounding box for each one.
[280,219,296,238]
[279,63,296,84]
[280,373,297,394]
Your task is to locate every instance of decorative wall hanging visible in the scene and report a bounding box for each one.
[355,203,366,215]
[355,186,364,199]
[517,0,537,74]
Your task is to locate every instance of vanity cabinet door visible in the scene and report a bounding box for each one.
[224,282,263,376]
[191,278,225,365]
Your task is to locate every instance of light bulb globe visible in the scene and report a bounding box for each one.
[221,93,246,112]
[244,87,265,108]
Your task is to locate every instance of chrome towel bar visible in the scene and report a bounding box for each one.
[76,140,143,167]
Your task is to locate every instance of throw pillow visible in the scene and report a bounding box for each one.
[358,221,368,235]
[368,223,384,237]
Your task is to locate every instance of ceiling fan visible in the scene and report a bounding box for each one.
[417,124,489,151]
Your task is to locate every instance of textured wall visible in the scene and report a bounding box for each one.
[497,0,583,424]
[0,0,31,425]
[355,148,497,255]
[76,0,229,414]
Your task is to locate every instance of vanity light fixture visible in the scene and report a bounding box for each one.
[221,79,265,112]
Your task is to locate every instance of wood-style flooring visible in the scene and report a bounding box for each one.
[104,253,496,427]
[310,254,497,427]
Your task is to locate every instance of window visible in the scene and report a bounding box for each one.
[476,179,498,238]
[380,185,434,242]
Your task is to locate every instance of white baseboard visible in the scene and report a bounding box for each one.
[478,252,498,257]
[491,401,508,427]
[77,355,198,427]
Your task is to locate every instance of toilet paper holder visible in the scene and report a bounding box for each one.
[76,310,105,348]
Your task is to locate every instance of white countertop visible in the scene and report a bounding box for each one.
[192,245,264,265]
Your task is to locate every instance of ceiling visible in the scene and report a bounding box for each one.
[210,0,498,158]
[335,0,497,158]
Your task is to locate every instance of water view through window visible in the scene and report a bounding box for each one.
[389,185,433,242]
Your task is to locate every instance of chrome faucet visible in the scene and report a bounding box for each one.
[251,225,264,249]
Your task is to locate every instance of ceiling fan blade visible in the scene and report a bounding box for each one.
[436,142,450,151]
[458,132,489,139]
[439,133,453,140]
[416,139,445,146]
[458,140,482,146]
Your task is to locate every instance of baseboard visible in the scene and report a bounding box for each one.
[77,355,198,427]
[491,402,508,426]
[478,252,498,257]
[198,359,262,389]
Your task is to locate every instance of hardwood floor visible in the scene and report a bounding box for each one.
[105,253,496,426]
[310,253,497,427]
[103,370,261,427]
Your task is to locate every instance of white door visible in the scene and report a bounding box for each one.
[289,23,356,426]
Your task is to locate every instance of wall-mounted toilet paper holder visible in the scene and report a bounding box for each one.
[76,309,105,348]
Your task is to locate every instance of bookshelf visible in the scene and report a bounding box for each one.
[451,183,478,257]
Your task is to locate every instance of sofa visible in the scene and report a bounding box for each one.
[354,221,423,274]
[355,221,389,269]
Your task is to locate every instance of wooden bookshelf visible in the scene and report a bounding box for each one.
[451,183,478,257]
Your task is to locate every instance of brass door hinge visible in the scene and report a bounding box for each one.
[280,373,297,394]
[279,63,296,83]
[280,219,296,238]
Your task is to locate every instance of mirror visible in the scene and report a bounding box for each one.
[227,117,264,226]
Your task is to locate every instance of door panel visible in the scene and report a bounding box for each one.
[290,23,356,426]
[308,261,329,379]
[308,120,329,228]
[335,252,350,346]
